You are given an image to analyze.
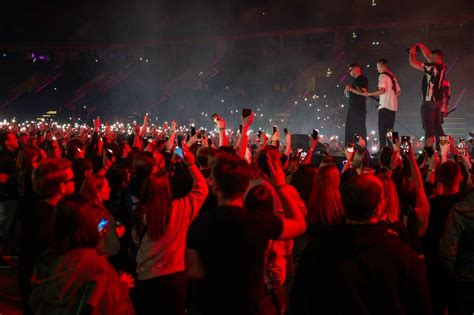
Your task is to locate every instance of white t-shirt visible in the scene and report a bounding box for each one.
[378,72,400,112]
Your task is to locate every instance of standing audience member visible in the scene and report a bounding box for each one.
[244,184,287,314]
[72,158,93,193]
[186,152,306,315]
[423,160,465,315]
[0,131,20,266]
[80,174,121,257]
[291,174,431,314]
[106,164,134,272]
[306,164,345,235]
[16,144,42,200]
[342,147,372,175]
[19,158,76,314]
[133,145,208,315]
[44,139,63,159]
[439,190,474,315]
[29,195,135,315]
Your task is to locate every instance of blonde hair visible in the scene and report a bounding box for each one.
[376,172,400,223]
[307,165,345,225]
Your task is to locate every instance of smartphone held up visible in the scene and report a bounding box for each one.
[175,146,184,159]
[242,108,252,118]
[346,143,355,153]
[400,136,410,155]
[97,218,109,233]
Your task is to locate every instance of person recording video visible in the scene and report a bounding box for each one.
[409,43,447,150]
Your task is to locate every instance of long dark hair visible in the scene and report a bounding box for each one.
[53,195,103,252]
[137,173,172,241]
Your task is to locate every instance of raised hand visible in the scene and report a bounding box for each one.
[119,272,135,289]
[389,149,403,170]
[215,115,226,130]
[309,135,318,149]
[344,144,355,161]
[182,143,196,166]
[407,141,417,163]
[242,112,254,128]
[94,116,101,132]
[102,149,114,171]
[171,119,177,132]
[134,123,141,135]
[260,132,269,146]
[187,134,199,147]
[266,152,286,188]
[428,152,441,170]
[271,129,280,146]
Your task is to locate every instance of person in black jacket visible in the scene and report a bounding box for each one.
[344,63,369,144]
[291,174,431,315]
[440,191,474,315]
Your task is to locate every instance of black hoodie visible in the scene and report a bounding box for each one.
[291,224,431,315]
[440,191,474,282]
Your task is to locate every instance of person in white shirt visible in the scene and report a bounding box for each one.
[354,58,401,149]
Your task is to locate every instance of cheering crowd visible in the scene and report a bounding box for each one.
[0,106,473,315]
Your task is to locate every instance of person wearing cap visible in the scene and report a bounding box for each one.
[344,62,369,145]
[352,59,401,149]
[409,43,447,149]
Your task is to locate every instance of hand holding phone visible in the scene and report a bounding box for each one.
[242,108,252,118]
[346,143,355,153]
[196,132,202,146]
[177,135,184,148]
[175,146,184,158]
[393,132,399,144]
[400,136,410,155]
[98,218,109,233]
[105,148,114,159]
[299,150,308,162]
[211,113,219,124]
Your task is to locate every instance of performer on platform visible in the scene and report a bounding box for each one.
[409,43,447,149]
[344,62,368,144]
[352,58,401,149]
